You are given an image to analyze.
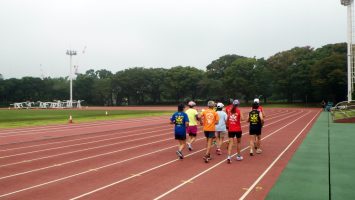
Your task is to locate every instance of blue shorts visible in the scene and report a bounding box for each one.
[204,131,215,138]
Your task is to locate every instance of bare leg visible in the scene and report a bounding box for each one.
[249,135,255,155]
[206,138,213,155]
[227,138,234,156]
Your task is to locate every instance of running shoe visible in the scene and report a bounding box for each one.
[236,155,243,161]
[227,157,232,164]
[188,143,193,151]
[216,149,222,155]
[250,149,254,156]
[176,150,184,159]
[256,148,262,154]
[203,154,211,163]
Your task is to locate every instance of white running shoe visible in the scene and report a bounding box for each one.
[188,143,193,151]
[236,155,243,161]
[256,149,262,154]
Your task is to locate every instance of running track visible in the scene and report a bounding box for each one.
[0,108,321,200]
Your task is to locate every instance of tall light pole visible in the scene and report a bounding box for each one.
[66,50,77,107]
[341,0,354,101]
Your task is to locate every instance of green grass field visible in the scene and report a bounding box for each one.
[0,109,171,129]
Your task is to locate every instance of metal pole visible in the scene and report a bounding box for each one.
[70,54,73,107]
[347,4,353,101]
[66,50,77,108]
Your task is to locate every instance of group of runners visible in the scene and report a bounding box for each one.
[170,98,265,163]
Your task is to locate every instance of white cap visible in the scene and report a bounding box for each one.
[253,98,260,104]
[233,99,240,105]
[188,101,196,107]
[216,102,224,108]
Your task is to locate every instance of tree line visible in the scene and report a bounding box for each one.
[0,43,352,106]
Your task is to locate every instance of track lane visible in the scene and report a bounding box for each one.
[0,108,292,198]
[152,109,320,200]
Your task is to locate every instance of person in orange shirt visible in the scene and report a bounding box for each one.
[200,100,219,163]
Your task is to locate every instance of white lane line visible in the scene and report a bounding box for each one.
[238,110,321,200]
[68,111,306,200]
[0,110,296,167]
[152,111,312,200]
[0,124,169,152]
[0,127,172,158]
[0,110,301,198]
[0,110,288,154]
[0,132,171,168]
[0,116,168,137]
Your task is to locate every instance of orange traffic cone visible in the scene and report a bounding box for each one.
[69,115,73,123]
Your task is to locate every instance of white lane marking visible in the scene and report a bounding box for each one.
[0,132,171,168]
[0,110,288,154]
[68,111,305,200]
[152,111,312,200]
[0,116,168,137]
[0,110,295,167]
[0,124,167,152]
[0,127,172,158]
[0,110,301,199]
[238,110,321,200]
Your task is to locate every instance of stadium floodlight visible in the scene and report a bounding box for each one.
[340,0,354,101]
[66,50,77,108]
[341,0,352,6]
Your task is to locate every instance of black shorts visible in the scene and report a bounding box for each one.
[228,131,242,138]
[175,134,186,140]
[204,131,215,138]
[249,130,261,135]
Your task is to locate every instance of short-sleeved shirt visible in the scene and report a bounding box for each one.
[228,108,242,132]
[216,110,227,131]
[170,112,189,135]
[200,108,219,131]
[225,104,233,115]
[185,108,198,126]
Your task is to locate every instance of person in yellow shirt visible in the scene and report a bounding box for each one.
[200,100,219,163]
[185,101,199,151]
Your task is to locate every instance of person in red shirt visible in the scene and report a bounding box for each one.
[225,98,234,116]
[226,99,245,163]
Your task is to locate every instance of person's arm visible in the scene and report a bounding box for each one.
[215,112,219,125]
[260,112,264,125]
[240,112,245,121]
[199,112,204,126]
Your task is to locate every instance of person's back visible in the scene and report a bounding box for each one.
[228,107,242,132]
[201,108,219,131]
[171,111,188,134]
[216,110,227,131]
[185,108,198,126]
[249,109,262,131]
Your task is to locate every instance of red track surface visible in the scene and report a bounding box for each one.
[0,108,321,200]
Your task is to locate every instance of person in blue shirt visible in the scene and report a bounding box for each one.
[170,103,189,159]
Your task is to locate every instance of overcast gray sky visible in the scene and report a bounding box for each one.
[0,0,347,78]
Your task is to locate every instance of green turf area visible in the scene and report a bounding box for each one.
[267,112,355,200]
[266,111,329,200]
[329,118,355,199]
[0,109,170,128]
